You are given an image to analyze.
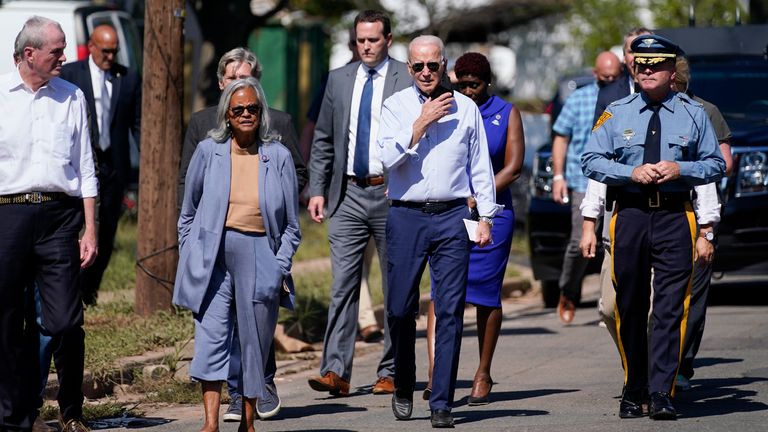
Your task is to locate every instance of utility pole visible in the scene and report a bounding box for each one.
[136,0,185,316]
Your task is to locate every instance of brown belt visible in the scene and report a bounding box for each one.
[346,175,385,187]
[0,192,68,205]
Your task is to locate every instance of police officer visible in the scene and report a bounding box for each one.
[581,35,725,420]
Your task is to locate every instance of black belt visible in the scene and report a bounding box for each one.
[0,192,69,205]
[390,198,465,214]
[616,191,691,210]
[346,174,385,187]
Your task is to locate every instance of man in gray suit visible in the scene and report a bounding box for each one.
[307,9,410,396]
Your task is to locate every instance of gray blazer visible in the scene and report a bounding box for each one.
[308,59,411,217]
[174,138,301,313]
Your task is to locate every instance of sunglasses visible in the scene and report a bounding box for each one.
[457,81,481,90]
[92,42,119,56]
[634,60,672,73]
[410,61,441,73]
[229,104,261,117]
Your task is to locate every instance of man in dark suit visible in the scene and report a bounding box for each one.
[177,47,306,422]
[60,24,142,306]
[306,9,411,397]
[178,48,307,211]
[593,27,653,123]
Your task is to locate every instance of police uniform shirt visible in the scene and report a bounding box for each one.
[581,91,725,193]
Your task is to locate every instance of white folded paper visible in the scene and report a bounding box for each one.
[463,218,478,242]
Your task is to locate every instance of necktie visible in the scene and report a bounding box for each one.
[643,104,661,164]
[99,72,111,151]
[353,68,376,178]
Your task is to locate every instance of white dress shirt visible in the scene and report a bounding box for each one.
[378,84,501,217]
[0,68,97,198]
[346,58,388,176]
[89,56,112,141]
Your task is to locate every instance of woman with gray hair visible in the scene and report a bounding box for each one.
[174,77,300,431]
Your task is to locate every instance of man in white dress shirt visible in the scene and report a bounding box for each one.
[0,16,97,432]
[378,34,499,428]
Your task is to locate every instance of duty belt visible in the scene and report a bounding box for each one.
[616,190,691,210]
[390,198,466,214]
[0,192,68,205]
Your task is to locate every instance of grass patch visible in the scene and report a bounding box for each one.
[131,374,202,404]
[100,215,138,293]
[294,210,330,261]
[84,299,193,377]
[40,401,142,421]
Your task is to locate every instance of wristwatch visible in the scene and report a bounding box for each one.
[700,231,715,242]
[479,216,494,227]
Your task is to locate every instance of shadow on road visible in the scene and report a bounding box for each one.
[709,278,768,305]
[676,376,768,418]
[453,408,549,424]
[693,356,744,369]
[276,403,367,420]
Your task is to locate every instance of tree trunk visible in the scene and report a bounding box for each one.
[135,0,185,316]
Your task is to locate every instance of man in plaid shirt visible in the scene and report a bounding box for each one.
[551,51,621,324]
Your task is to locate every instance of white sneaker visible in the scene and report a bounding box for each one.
[675,374,691,391]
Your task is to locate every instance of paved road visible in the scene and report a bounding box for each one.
[98,276,768,432]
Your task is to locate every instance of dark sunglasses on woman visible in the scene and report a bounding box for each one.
[229,104,261,117]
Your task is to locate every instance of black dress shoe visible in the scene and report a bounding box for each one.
[619,389,648,418]
[649,392,677,420]
[391,393,413,420]
[430,409,454,428]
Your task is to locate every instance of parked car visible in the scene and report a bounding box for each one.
[528,24,768,307]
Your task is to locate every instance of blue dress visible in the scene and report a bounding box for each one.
[466,95,516,308]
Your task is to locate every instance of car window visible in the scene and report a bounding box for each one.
[86,11,142,72]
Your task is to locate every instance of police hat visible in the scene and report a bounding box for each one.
[631,35,679,65]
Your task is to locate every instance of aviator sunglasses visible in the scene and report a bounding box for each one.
[229,104,261,117]
[410,61,442,73]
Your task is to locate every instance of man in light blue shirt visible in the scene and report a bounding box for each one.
[378,34,499,428]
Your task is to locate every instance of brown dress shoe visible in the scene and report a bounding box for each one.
[308,371,350,396]
[60,418,91,432]
[557,295,575,325]
[372,376,394,394]
[359,325,384,343]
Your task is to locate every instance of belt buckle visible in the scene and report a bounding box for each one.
[26,192,43,204]
[648,191,660,208]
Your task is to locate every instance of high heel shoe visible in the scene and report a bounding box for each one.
[467,377,493,406]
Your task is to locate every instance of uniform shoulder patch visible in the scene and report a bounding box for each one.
[592,110,612,132]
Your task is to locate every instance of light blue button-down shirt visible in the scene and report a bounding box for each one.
[378,84,501,217]
[581,91,725,192]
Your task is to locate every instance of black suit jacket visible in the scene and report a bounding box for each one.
[178,105,307,210]
[60,59,141,187]
[594,71,631,124]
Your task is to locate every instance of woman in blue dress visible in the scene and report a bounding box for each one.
[425,52,525,405]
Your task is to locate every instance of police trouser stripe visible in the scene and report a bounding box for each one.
[610,201,696,394]
[673,201,697,396]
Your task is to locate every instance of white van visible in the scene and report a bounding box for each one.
[0,0,142,75]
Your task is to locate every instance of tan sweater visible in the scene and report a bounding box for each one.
[225,141,265,233]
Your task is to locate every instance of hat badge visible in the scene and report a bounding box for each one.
[641,38,655,47]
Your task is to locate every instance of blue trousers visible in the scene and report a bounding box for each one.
[611,201,696,395]
[386,204,471,412]
[190,230,280,399]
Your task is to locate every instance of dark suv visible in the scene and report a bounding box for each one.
[528,25,768,307]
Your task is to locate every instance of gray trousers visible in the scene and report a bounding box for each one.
[321,181,393,381]
[559,190,589,303]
